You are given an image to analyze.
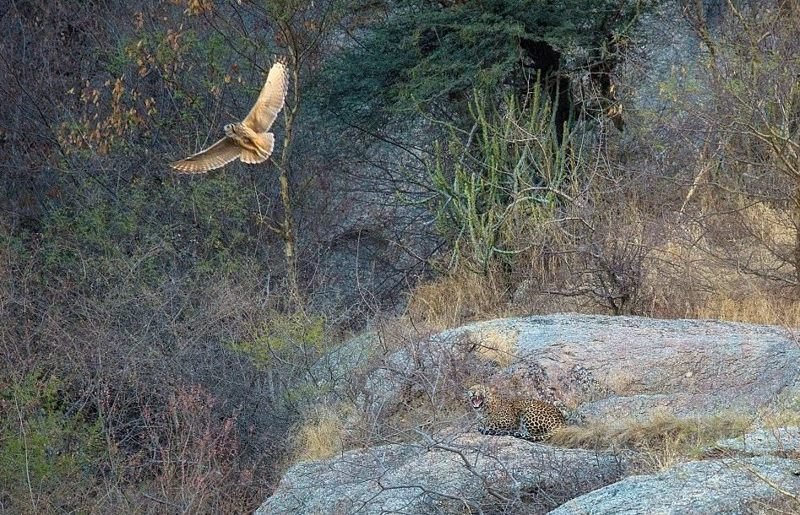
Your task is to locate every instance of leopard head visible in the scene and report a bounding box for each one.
[467,384,490,412]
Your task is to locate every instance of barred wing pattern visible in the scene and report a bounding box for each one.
[170,61,288,174]
[169,137,241,174]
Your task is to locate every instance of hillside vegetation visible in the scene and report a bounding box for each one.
[1,0,799,512]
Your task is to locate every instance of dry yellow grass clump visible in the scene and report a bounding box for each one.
[291,407,348,462]
[549,411,752,471]
[692,294,800,328]
[466,327,519,367]
[406,267,512,330]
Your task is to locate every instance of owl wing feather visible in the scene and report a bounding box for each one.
[170,136,242,174]
[243,62,288,133]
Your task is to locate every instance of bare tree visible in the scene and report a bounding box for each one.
[684,0,800,289]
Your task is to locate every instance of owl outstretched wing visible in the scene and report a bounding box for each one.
[170,136,242,174]
[243,62,289,133]
[169,60,288,173]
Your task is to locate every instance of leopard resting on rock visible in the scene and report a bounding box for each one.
[467,383,566,442]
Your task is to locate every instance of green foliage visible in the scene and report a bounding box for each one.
[430,84,580,273]
[229,313,328,371]
[39,171,260,291]
[316,0,647,126]
[182,175,254,276]
[0,374,107,512]
[228,312,334,408]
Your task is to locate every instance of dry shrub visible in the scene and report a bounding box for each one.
[550,410,752,471]
[354,325,490,445]
[738,203,796,251]
[637,226,709,319]
[370,314,437,353]
[131,384,258,513]
[685,203,800,326]
[499,184,672,317]
[746,495,800,515]
[495,177,800,325]
[409,125,800,328]
[637,205,800,326]
[406,265,513,330]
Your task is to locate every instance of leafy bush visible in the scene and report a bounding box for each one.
[0,374,107,513]
[229,313,327,370]
[229,313,334,412]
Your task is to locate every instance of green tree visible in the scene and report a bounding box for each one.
[317,0,647,130]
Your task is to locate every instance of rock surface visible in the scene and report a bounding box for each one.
[443,315,800,421]
[259,315,800,514]
[550,456,800,515]
[256,434,625,514]
[714,427,800,458]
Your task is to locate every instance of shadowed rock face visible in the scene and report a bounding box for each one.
[550,456,800,515]
[256,434,625,514]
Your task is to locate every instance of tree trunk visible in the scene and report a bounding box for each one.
[279,167,299,306]
[794,180,800,293]
[276,41,303,309]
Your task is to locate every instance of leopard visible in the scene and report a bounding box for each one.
[466,383,566,442]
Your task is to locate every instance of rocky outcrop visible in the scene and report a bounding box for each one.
[257,434,626,514]
[258,315,800,514]
[443,315,800,421]
[714,427,800,459]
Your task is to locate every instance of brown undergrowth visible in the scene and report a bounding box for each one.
[404,207,800,331]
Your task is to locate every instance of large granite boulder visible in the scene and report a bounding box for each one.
[439,315,800,421]
[257,433,626,514]
[259,315,800,514]
[551,456,800,515]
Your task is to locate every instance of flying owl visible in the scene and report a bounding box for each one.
[170,61,289,173]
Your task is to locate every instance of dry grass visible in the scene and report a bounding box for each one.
[291,407,349,462]
[761,400,800,429]
[466,327,519,367]
[406,266,513,330]
[550,411,752,471]
[405,198,800,330]
[404,186,800,331]
[692,294,800,328]
[638,204,800,327]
